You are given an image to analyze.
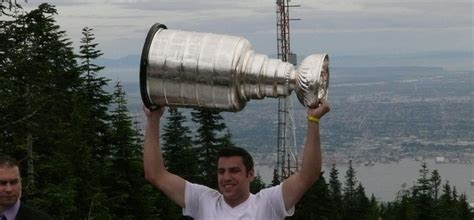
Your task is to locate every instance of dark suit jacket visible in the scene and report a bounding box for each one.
[15,204,53,220]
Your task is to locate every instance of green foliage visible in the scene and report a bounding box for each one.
[292,173,332,220]
[271,168,280,186]
[365,195,380,220]
[0,4,82,218]
[250,174,266,194]
[430,169,441,200]
[0,4,163,218]
[342,160,361,219]
[191,108,229,188]
[328,163,343,220]
[105,81,153,218]
[76,26,112,162]
[160,107,199,218]
[162,107,198,182]
[381,163,473,220]
[412,162,435,219]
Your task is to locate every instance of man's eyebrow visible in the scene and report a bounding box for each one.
[0,177,20,181]
[218,166,240,170]
[0,179,20,184]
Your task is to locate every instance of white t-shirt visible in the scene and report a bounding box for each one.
[183,181,295,220]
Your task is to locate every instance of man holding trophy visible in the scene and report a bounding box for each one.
[141,23,331,219]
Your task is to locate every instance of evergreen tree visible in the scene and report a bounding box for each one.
[430,169,441,200]
[412,162,435,220]
[292,173,332,220]
[69,25,113,218]
[457,194,473,220]
[397,195,417,220]
[0,3,83,218]
[191,108,227,188]
[161,107,199,219]
[77,26,112,161]
[437,181,454,219]
[271,168,280,186]
[107,81,159,219]
[354,183,370,219]
[382,183,416,220]
[365,194,380,220]
[162,107,198,182]
[219,129,237,148]
[342,160,357,220]
[250,174,266,194]
[382,166,472,220]
[451,186,460,218]
[452,186,458,201]
[328,164,343,220]
[440,181,452,202]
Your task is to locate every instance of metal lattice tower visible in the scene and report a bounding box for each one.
[275,0,300,182]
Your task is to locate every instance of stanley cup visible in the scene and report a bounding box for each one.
[140,23,329,112]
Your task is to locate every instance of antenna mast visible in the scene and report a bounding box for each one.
[275,0,300,182]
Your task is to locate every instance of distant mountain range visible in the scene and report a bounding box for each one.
[97,55,142,69]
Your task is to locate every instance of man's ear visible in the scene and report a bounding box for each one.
[248,169,255,181]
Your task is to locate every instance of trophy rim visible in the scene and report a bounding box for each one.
[295,54,330,107]
[140,23,168,111]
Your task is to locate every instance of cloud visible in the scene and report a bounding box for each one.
[21,0,472,62]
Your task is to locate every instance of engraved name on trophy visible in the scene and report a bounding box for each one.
[140,23,329,112]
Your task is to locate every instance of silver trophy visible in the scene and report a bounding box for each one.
[140,23,329,112]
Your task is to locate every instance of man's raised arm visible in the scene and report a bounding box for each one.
[143,106,186,208]
[282,100,330,210]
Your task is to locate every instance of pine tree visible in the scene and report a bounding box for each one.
[160,107,200,219]
[70,25,113,219]
[394,183,416,220]
[354,183,370,219]
[328,164,343,220]
[437,181,454,219]
[452,186,458,201]
[342,160,357,220]
[457,194,473,220]
[271,168,281,186]
[77,26,112,161]
[430,169,441,200]
[0,3,83,218]
[162,107,198,182]
[365,194,380,220]
[107,81,159,219]
[412,162,435,220]
[292,173,332,220]
[250,174,266,194]
[191,108,227,188]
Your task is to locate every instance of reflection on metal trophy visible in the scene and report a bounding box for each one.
[140,23,329,112]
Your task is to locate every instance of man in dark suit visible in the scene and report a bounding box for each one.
[0,155,53,220]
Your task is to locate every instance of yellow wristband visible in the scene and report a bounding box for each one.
[307,115,320,124]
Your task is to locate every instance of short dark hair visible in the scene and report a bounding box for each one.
[0,154,20,168]
[217,146,254,173]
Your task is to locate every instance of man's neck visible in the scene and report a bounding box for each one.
[224,193,251,208]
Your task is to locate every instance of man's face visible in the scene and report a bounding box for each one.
[217,156,254,207]
[0,166,22,211]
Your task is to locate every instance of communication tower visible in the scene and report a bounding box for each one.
[275,0,300,182]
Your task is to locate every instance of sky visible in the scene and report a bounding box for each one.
[21,0,473,70]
